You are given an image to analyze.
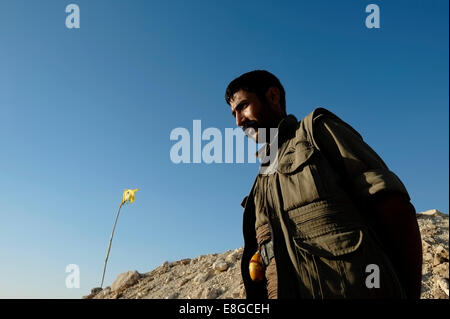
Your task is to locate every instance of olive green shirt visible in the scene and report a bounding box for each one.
[241,108,408,299]
[253,113,409,232]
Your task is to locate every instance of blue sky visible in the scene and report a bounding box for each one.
[0,0,448,298]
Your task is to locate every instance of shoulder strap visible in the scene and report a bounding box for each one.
[302,107,362,151]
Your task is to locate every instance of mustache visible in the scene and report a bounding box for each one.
[242,121,259,132]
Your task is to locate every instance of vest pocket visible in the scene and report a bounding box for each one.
[277,141,324,211]
[292,229,364,298]
[293,229,363,258]
[291,227,406,298]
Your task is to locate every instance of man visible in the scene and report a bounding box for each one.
[224,70,422,299]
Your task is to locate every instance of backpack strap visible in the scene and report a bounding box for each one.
[302,107,362,152]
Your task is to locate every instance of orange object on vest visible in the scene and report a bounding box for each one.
[249,251,265,282]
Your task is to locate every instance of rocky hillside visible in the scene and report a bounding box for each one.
[416,209,449,298]
[84,209,449,299]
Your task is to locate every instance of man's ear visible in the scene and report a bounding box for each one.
[265,87,282,113]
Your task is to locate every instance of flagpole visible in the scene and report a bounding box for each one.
[100,201,124,288]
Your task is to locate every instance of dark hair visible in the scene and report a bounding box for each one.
[225,70,286,114]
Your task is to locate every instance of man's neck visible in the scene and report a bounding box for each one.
[263,114,288,144]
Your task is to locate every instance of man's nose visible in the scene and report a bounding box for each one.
[236,112,245,128]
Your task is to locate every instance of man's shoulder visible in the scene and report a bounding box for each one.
[310,108,361,135]
[292,107,341,136]
[292,107,363,147]
[289,108,340,133]
[303,107,340,124]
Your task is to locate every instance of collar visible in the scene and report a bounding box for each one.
[256,114,299,160]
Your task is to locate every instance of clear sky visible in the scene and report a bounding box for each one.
[0,0,448,298]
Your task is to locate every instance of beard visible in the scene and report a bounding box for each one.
[242,121,271,144]
[242,102,279,143]
[242,120,258,140]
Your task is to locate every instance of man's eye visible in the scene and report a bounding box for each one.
[232,102,248,117]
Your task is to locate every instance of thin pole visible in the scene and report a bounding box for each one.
[100,202,123,288]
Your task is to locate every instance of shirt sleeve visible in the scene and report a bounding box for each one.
[312,114,410,202]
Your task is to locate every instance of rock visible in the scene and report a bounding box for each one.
[179,258,191,265]
[433,246,449,266]
[424,252,433,262]
[166,292,179,299]
[203,287,221,299]
[188,287,204,299]
[225,252,239,263]
[90,287,102,295]
[98,287,111,298]
[193,270,213,284]
[437,278,449,296]
[156,262,170,275]
[239,286,246,298]
[164,275,173,284]
[112,290,122,299]
[178,278,189,287]
[432,263,449,278]
[82,286,107,299]
[212,260,228,272]
[419,209,444,216]
[111,271,141,292]
[422,240,431,251]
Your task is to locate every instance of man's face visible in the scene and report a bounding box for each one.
[229,89,280,142]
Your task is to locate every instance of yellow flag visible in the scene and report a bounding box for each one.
[121,188,139,205]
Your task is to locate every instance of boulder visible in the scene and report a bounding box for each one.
[437,278,449,296]
[424,252,433,262]
[419,209,445,216]
[179,258,191,265]
[212,260,228,272]
[95,287,111,299]
[111,270,140,292]
[432,263,449,278]
[193,270,213,284]
[433,246,449,266]
[225,251,240,263]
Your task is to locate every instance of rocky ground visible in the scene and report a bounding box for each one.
[417,209,449,299]
[84,209,448,299]
[86,248,246,299]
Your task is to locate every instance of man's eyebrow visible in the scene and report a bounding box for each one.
[231,100,247,117]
